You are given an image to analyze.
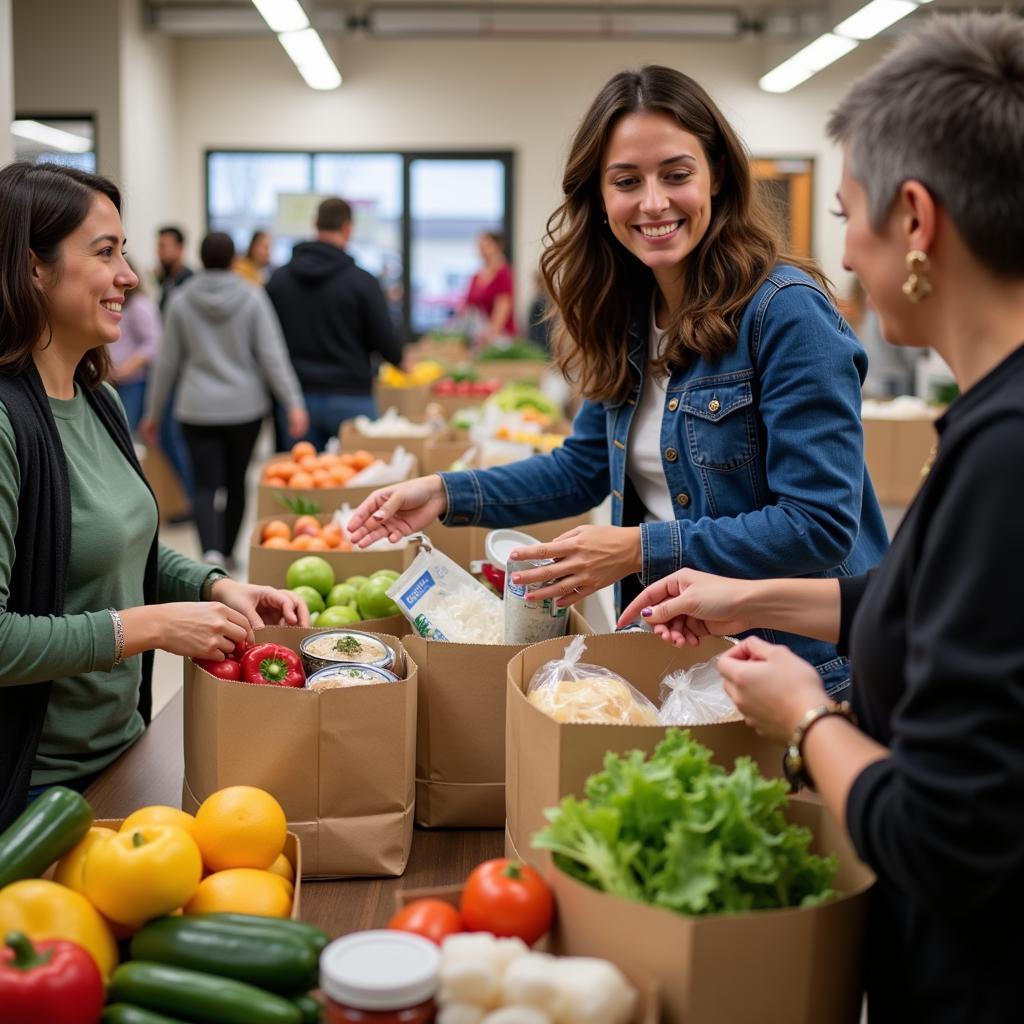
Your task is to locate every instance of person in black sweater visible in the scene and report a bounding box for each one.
[618,13,1024,1022]
[266,197,403,450]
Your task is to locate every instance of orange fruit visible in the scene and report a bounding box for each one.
[120,806,197,839]
[184,869,292,918]
[272,460,299,481]
[352,450,376,470]
[305,537,328,551]
[290,441,316,461]
[192,786,287,872]
[262,520,292,542]
[293,515,321,536]
[310,469,331,488]
[264,476,288,490]
[288,536,312,550]
[298,454,318,471]
[263,536,290,549]
[288,472,314,489]
[267,852,294,885]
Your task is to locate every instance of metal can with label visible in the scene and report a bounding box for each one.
[503,557,570,645]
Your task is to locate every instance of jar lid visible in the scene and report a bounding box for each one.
[320,930,440,1010]
[484,529,540,571]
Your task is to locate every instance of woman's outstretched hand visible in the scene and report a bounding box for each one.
[346,475,449,547]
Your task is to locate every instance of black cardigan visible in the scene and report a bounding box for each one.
[0,366,158,829]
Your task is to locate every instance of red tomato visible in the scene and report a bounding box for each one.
[388,898,463,945]
[460,859,554,945]
[194,657,242,681]
[229,639,251,661]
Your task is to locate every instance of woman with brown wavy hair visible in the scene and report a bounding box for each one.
[349,66,887,694]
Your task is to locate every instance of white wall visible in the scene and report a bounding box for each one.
[173,32,893,309]
[0,0,13,166]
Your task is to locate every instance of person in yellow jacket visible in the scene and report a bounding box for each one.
[232,230,271,286]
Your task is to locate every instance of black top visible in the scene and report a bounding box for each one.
[158,265,194,314]
[837,343,1024,1023]
[266,241,403,395]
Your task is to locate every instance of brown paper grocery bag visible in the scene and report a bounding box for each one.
[182,626,415,879]
[505,632,785,867]
[404,608,591,829]
[547,798,873,1024]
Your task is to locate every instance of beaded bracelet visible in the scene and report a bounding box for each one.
[108,608,126,667]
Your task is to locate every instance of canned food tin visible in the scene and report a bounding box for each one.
[504,557,570,645]
[299,629,397,676]
[306,664,400,691]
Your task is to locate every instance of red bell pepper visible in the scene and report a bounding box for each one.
[195,657,242,681]
[240,643,305,687]
[0,931,104,1024]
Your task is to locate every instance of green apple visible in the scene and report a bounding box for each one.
[344,574,370,591]
[370,569,400,584]
[309,611,320,626]
[357,577,400,620]
[291,585,325,615]
[326,583,359,609]
[286,556,335,597]
[317,604,362,628]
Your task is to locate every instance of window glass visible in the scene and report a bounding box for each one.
[11,117,96,172]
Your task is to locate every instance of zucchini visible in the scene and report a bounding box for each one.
[289,993,324,1024]
[102,1006,192,1024]
[130,915,317,993]
[109,962,301,1024]
[0,786,92,888]
[202,912,331,956]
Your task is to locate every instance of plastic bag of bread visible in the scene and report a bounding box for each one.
[526,636,659,725]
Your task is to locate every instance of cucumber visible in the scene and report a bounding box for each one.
[200,912,331,956]
[0,786,92,888]
[130,915,317,993]
[289,993,324,1024]
[109,962,301,1024]
[102,1006,192,1024]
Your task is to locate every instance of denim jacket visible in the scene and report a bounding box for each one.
[440,265,889,688]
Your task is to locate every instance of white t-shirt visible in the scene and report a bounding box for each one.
[625,305,675,523]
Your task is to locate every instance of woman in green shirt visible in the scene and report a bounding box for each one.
[0,162,308,825]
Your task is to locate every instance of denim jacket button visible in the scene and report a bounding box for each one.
[667,397,679,412]
[676,492,691,508]
[708,398,721,413]
[664,447,679,462]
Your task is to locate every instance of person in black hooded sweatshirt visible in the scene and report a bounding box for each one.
[267,197,404,450]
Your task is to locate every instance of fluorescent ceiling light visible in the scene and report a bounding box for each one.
[277,27,342,89]
[251,0,308,33]
[834,0,916,40]
[11,119,92,153]
[759,32,859,93]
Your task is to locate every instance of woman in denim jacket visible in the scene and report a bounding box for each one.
[350,65,888,694]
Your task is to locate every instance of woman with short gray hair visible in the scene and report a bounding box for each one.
[619,12,1024,1020]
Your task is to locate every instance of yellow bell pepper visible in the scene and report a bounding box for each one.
[0,878,118,978]
[82,823,202,927]
[53,825,116,893]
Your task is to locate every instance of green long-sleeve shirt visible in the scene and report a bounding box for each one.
[0,385,215,784]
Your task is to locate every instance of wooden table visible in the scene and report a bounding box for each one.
[85,690,504,937]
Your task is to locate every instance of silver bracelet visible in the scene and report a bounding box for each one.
[108,608,126,667]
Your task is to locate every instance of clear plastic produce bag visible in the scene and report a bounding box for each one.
[527,636,660,725]
[658,656,740,725]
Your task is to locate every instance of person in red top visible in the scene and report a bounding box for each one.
[464,230,516,344]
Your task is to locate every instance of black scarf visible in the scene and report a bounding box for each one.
[0,365,158,829]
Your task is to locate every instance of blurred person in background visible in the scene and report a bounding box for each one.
[267,197,403,450]
[349,64,887,699]
[108,257,160,432]
[462,229,516,346]
[233,229,272,286]
[526,268,553,357]
[620,14,1024,1020]
[142,232,308,568]
[0,164,307,826]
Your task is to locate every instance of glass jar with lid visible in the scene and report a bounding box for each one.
[321,930,441,1024]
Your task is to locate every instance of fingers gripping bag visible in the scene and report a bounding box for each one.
[526,636,660,725]
[387,536,505,644]
[658,655,741,725]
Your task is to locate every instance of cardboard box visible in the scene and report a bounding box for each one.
[339,420,452,468]
[505,632,785,867]
[394,884,660,1024]
[247,515,417,587]
[548,798,873,1024]
[473,359,550,385]
[374,383,433,420]
[96,820,303,920]
[256,454,419,518]
[407,337,471,366]
[862,409,939,505]
[404,607,591,829]
[182,627,415,879]
[140,443,190,523]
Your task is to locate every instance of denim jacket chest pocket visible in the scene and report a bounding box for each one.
[679,379,759,471]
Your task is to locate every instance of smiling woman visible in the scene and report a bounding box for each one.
[0,162,308,828]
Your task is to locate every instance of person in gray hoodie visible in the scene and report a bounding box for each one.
[142,233,308,567]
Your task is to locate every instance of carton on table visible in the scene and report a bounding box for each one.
[97,819,303,920]
[339,420,452,468]
[404,607,592,829]
[547,798,873,1024]
[473,359,550,386]
[182,627,415,879]
[373,383,433,420]
[862,402,940,505]
[256,453,419,518]
[247,515,417,587]
[505,632,785,867]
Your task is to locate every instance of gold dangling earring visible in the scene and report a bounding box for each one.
[902,249,933,303]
